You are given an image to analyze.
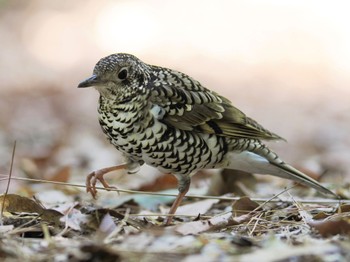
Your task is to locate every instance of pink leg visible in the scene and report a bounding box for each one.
[165,181,190,225]
[86,164,127,198]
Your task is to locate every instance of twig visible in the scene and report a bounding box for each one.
[251,186,296,212]
[0,174,347,205]
[0,141,16,225]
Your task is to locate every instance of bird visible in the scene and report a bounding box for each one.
[78,53,337,225]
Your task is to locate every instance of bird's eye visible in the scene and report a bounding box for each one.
[118,68,128,80]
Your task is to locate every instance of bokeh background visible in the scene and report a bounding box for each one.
[1,0,350,193]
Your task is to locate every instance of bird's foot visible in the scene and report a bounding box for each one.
[85,164,127,198]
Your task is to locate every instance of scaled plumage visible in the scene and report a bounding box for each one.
[78,53,337,224]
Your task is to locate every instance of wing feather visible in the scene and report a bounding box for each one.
[149,67,283,140]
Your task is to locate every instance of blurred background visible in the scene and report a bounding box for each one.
[1,0,349,194]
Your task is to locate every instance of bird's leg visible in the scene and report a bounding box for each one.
[86,164,127,198]
[165,176,191,225]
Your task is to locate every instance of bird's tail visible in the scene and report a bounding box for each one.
[226,144,337,197]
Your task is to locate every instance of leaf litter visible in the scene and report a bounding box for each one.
[1,168,350,261]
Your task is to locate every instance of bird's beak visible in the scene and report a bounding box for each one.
[78,75,101,88]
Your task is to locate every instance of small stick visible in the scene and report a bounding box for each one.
[0,141,16,224]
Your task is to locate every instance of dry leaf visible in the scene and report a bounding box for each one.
[298,203,350,237]
[207,169,257,196]
[0,194,63,225]
[61,204,89,231]
[175,212,251,235]
[50,166,71,183]
[338,204,350,213]
[139,173,178,191]
[174,199,219,216]
[95,213,118,241]
[0,194,44,214]
[312,211,331,220]
[239,239,340,262]
[0,225,14,233]
[232,197,260,216]
[308,218,350,237]
[99,213,117,233]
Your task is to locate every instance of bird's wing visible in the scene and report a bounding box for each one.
[149,68,283,140]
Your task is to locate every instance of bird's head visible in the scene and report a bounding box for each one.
[78,53,150,102]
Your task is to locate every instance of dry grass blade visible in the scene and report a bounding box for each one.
[1,141,16,224]
[0,174,347,205]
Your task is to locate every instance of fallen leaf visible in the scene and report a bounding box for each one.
[239,238,340,262]
[232,197,260,216]
[139,173,178,191]
[0,194,63,225]
[0,194,44,214]
[338,204,350,213]
[62,206,89,231]
[50,166,71,183]
[173,199,219,216]
[312,211,331,220]
[308,218,350,237]
[0,225,14,233]
[35,190,74,207]
[207,169,257,196]
[95,213,118,241]
[175,212,251,235]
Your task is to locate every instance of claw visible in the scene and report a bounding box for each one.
[85,164,127,198]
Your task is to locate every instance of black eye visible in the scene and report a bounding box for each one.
[118,68,128,80]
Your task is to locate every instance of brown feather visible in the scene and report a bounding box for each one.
[150,69,283,141]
